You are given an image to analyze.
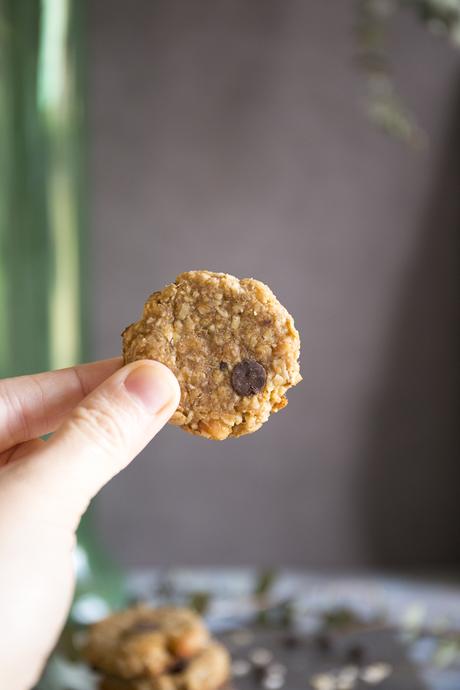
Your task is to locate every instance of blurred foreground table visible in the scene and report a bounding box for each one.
[42,570,460,690]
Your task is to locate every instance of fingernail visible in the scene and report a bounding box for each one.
[124,363,176,414]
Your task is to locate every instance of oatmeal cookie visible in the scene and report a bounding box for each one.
[83,606,209,679]
[122,271,301,440]
[98,642,231,690]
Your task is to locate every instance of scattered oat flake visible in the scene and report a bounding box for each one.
[336,665,359,689]
[310,673,337,690]
[263,674,285,689]
[249,647,273,666]
[231,659,251,677]
[267,662,287,676]
[360,663,392,684]
[336,680,354,690]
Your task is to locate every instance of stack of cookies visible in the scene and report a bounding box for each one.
[83,606,230,690]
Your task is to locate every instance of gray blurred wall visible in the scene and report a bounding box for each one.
[88,0,460,569]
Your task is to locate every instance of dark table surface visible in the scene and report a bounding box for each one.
[40,570,460,690]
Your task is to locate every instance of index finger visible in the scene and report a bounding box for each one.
[0,358,123,453]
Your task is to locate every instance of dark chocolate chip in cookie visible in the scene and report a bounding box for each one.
[231,360,267,397]
[122,621,160,637]
[219,361,228,371]
[168,659,189,675]
[345,643,365,663]
[314,632,333,653]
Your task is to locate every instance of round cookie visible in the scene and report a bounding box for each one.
[122,271,301,440]
[83,606,209,680]
[98,642,231,690]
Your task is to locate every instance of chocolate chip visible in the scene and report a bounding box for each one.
[219,361,228,371]
[314,632,332,653]
[231,360,267,396]
[345,643,365,664]
[122,621,160,637]
[252,666,267,684]
[232,659,251,677]
[282,633,301,649]
[168,659,188,675]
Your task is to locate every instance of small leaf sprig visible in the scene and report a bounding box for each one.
[355,0,460,146]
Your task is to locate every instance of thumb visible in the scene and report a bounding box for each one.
[14,360,180,528]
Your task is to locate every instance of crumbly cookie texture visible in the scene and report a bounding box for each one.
[98,642,231,690]
[122,271,301,440]
[83,606,209,680]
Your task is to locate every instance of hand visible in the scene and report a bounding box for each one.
[0,358,180,690]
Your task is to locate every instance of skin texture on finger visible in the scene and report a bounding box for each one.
[26,360,181,528]
[0,361,180,690]
[0,357,123,454]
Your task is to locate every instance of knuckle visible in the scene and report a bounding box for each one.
[68,399,126,454]
[0,383,29,447]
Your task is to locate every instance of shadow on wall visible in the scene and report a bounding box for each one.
[359,78,460,568]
